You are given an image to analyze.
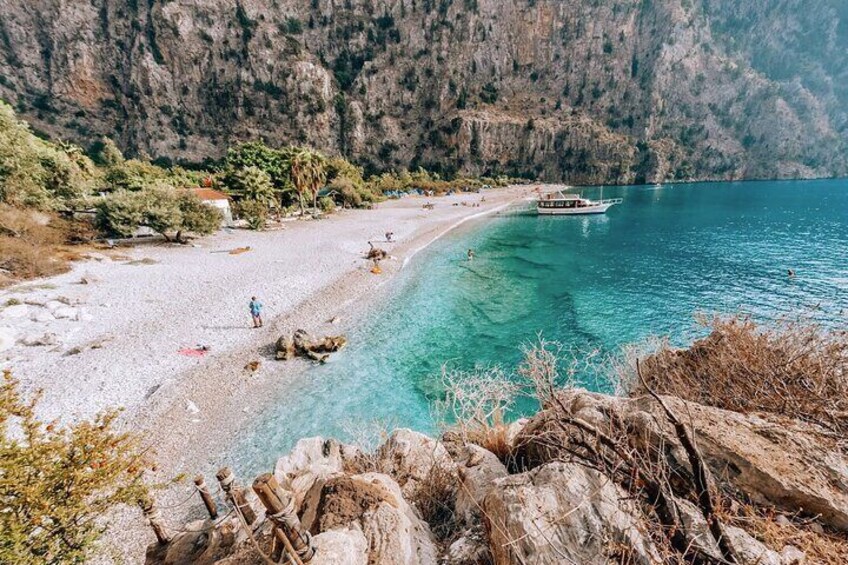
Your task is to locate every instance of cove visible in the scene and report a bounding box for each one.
[233,179,848,475]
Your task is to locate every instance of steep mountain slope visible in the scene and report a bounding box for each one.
[1,0,846,184]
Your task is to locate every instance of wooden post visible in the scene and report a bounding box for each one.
[140,498,172,545]
[216,467,256,525]
[252,473,315,563]
[194,475,218,520]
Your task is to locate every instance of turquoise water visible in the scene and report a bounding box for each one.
[233,180,848,474]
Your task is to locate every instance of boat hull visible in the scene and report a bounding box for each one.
[536,203,614,215]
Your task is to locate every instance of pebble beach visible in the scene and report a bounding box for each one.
[0,187,528,467]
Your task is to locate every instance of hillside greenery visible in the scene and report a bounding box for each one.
[0,99,515,283]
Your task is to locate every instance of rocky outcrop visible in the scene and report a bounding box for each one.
[483,461,661,564]
[2,1,846,183]
[453,444,507,526]
[375,428,457,500]
[149,393,848,564]
[275,329,347,362]
[517,390,848,533]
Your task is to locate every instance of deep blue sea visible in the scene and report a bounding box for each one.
[234,179,848,474]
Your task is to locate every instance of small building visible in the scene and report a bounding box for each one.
[191,188,234,227]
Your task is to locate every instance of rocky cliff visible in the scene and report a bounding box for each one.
[1,0,846,184]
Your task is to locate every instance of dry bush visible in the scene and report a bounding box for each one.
[0,205,77,284]
[340,417,398,474]
[730,505,848,564]
[433,366,522,464]
[621,315,848,437]
[409,457,459,542]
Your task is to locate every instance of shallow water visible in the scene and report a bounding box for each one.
[233,179,848,475]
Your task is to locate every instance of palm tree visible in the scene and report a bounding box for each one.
[289,148,327,216]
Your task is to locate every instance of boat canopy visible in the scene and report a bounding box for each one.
[543,191,582,200]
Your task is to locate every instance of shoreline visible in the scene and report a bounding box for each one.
[0,185,529,562]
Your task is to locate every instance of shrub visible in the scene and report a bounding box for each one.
[434,366,522,464]
[0,101,95,208]
[621,315,848,437]
[0,371,151,564]
[225,166,276,206]
[236,198,268,230]
[0,205,76,284]
[88,137,125,167]
[318,195,335,213]
[95,186,220,242]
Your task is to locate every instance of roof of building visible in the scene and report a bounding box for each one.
[190,188,230,201]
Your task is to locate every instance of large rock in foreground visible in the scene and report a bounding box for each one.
[302,473,438,565]
[517,390,848,532]
[483,462,661,564]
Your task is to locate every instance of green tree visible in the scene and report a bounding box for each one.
[0,102,95,208]
[226,166,276,207]
[289,148,327,215]
[176,192,222,241]
[0,371,151,564]
[236,198,268,230]
[93,191,145,238]
[223,142,294,205]
[95,186,220,242]
[89,137,125,167]
[103,159,171,192]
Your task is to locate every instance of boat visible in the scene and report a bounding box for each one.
[536,189,623,215]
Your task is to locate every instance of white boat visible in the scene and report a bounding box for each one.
[536,190,622,215]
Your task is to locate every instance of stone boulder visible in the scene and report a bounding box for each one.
[454,444,508,526]
[444,526,492,565]
[516,390,848,532]
[310,527,369,565]
[275,329,347,362]
[274,437,360,510]
[375,429,458,500]
[0,303,28,319]
[482,462,661,564]
[0,326,15,352]
[301,472,438,565]
[675,498,784,565]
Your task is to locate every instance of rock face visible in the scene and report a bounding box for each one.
[482,462,661,564]
[304,473,439,565]
[2,1,846,183]
[517,390,848,532]
[149,397,848,564]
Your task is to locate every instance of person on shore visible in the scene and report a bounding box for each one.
[249,296,263,328]
[386,231,394,242]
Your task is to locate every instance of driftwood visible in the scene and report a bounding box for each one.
[275,329,347,363]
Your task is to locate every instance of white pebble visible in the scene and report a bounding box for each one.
[53,307,79,320]
[1,304,29,319]
[0,327,16,351]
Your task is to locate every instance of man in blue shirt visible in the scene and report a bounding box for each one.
[249,297,263,328]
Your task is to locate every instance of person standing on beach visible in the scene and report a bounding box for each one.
[249,297,263,328]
